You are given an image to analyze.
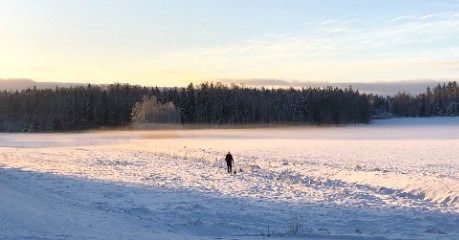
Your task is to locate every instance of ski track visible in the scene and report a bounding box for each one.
[1,117,459,239]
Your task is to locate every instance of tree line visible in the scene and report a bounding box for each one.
[0,84,152,132]
[0,82,369,132]
[0,81,457,132]
[369,81,459,118]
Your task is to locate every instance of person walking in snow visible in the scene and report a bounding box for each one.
[225,151,234,174]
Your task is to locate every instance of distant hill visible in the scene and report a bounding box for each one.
[0,79,86,91]
[0,78,446,96]
[228,79,444,96]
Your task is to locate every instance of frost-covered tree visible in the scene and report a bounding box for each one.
[131,96,181,126]
[447,101,458,116]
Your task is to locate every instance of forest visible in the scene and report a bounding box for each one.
[0,81,458,132]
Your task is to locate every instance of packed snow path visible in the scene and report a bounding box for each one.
[1,117,459,239]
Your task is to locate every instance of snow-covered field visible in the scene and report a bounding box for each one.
[1,117,459,239]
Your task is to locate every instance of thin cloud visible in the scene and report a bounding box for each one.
[368,17,459,46]
[160,69,188,74]
[420,15,433,20]
[329,27,358,34]
[409,60,459,69]
[391,15,415,22]
[228,79,294,87]
[320,20,336,25]
[150,11,459,85]
[164,13,459,64]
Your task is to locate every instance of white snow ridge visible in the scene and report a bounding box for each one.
[1,117,459,239]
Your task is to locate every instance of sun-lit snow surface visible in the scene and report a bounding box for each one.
[1,117,459,239]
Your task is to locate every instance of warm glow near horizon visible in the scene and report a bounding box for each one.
[1,0,459,88]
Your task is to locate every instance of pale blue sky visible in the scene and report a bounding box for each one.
[1,0,459,87]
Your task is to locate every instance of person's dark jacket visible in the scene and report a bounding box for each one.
[225,153,233,165]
